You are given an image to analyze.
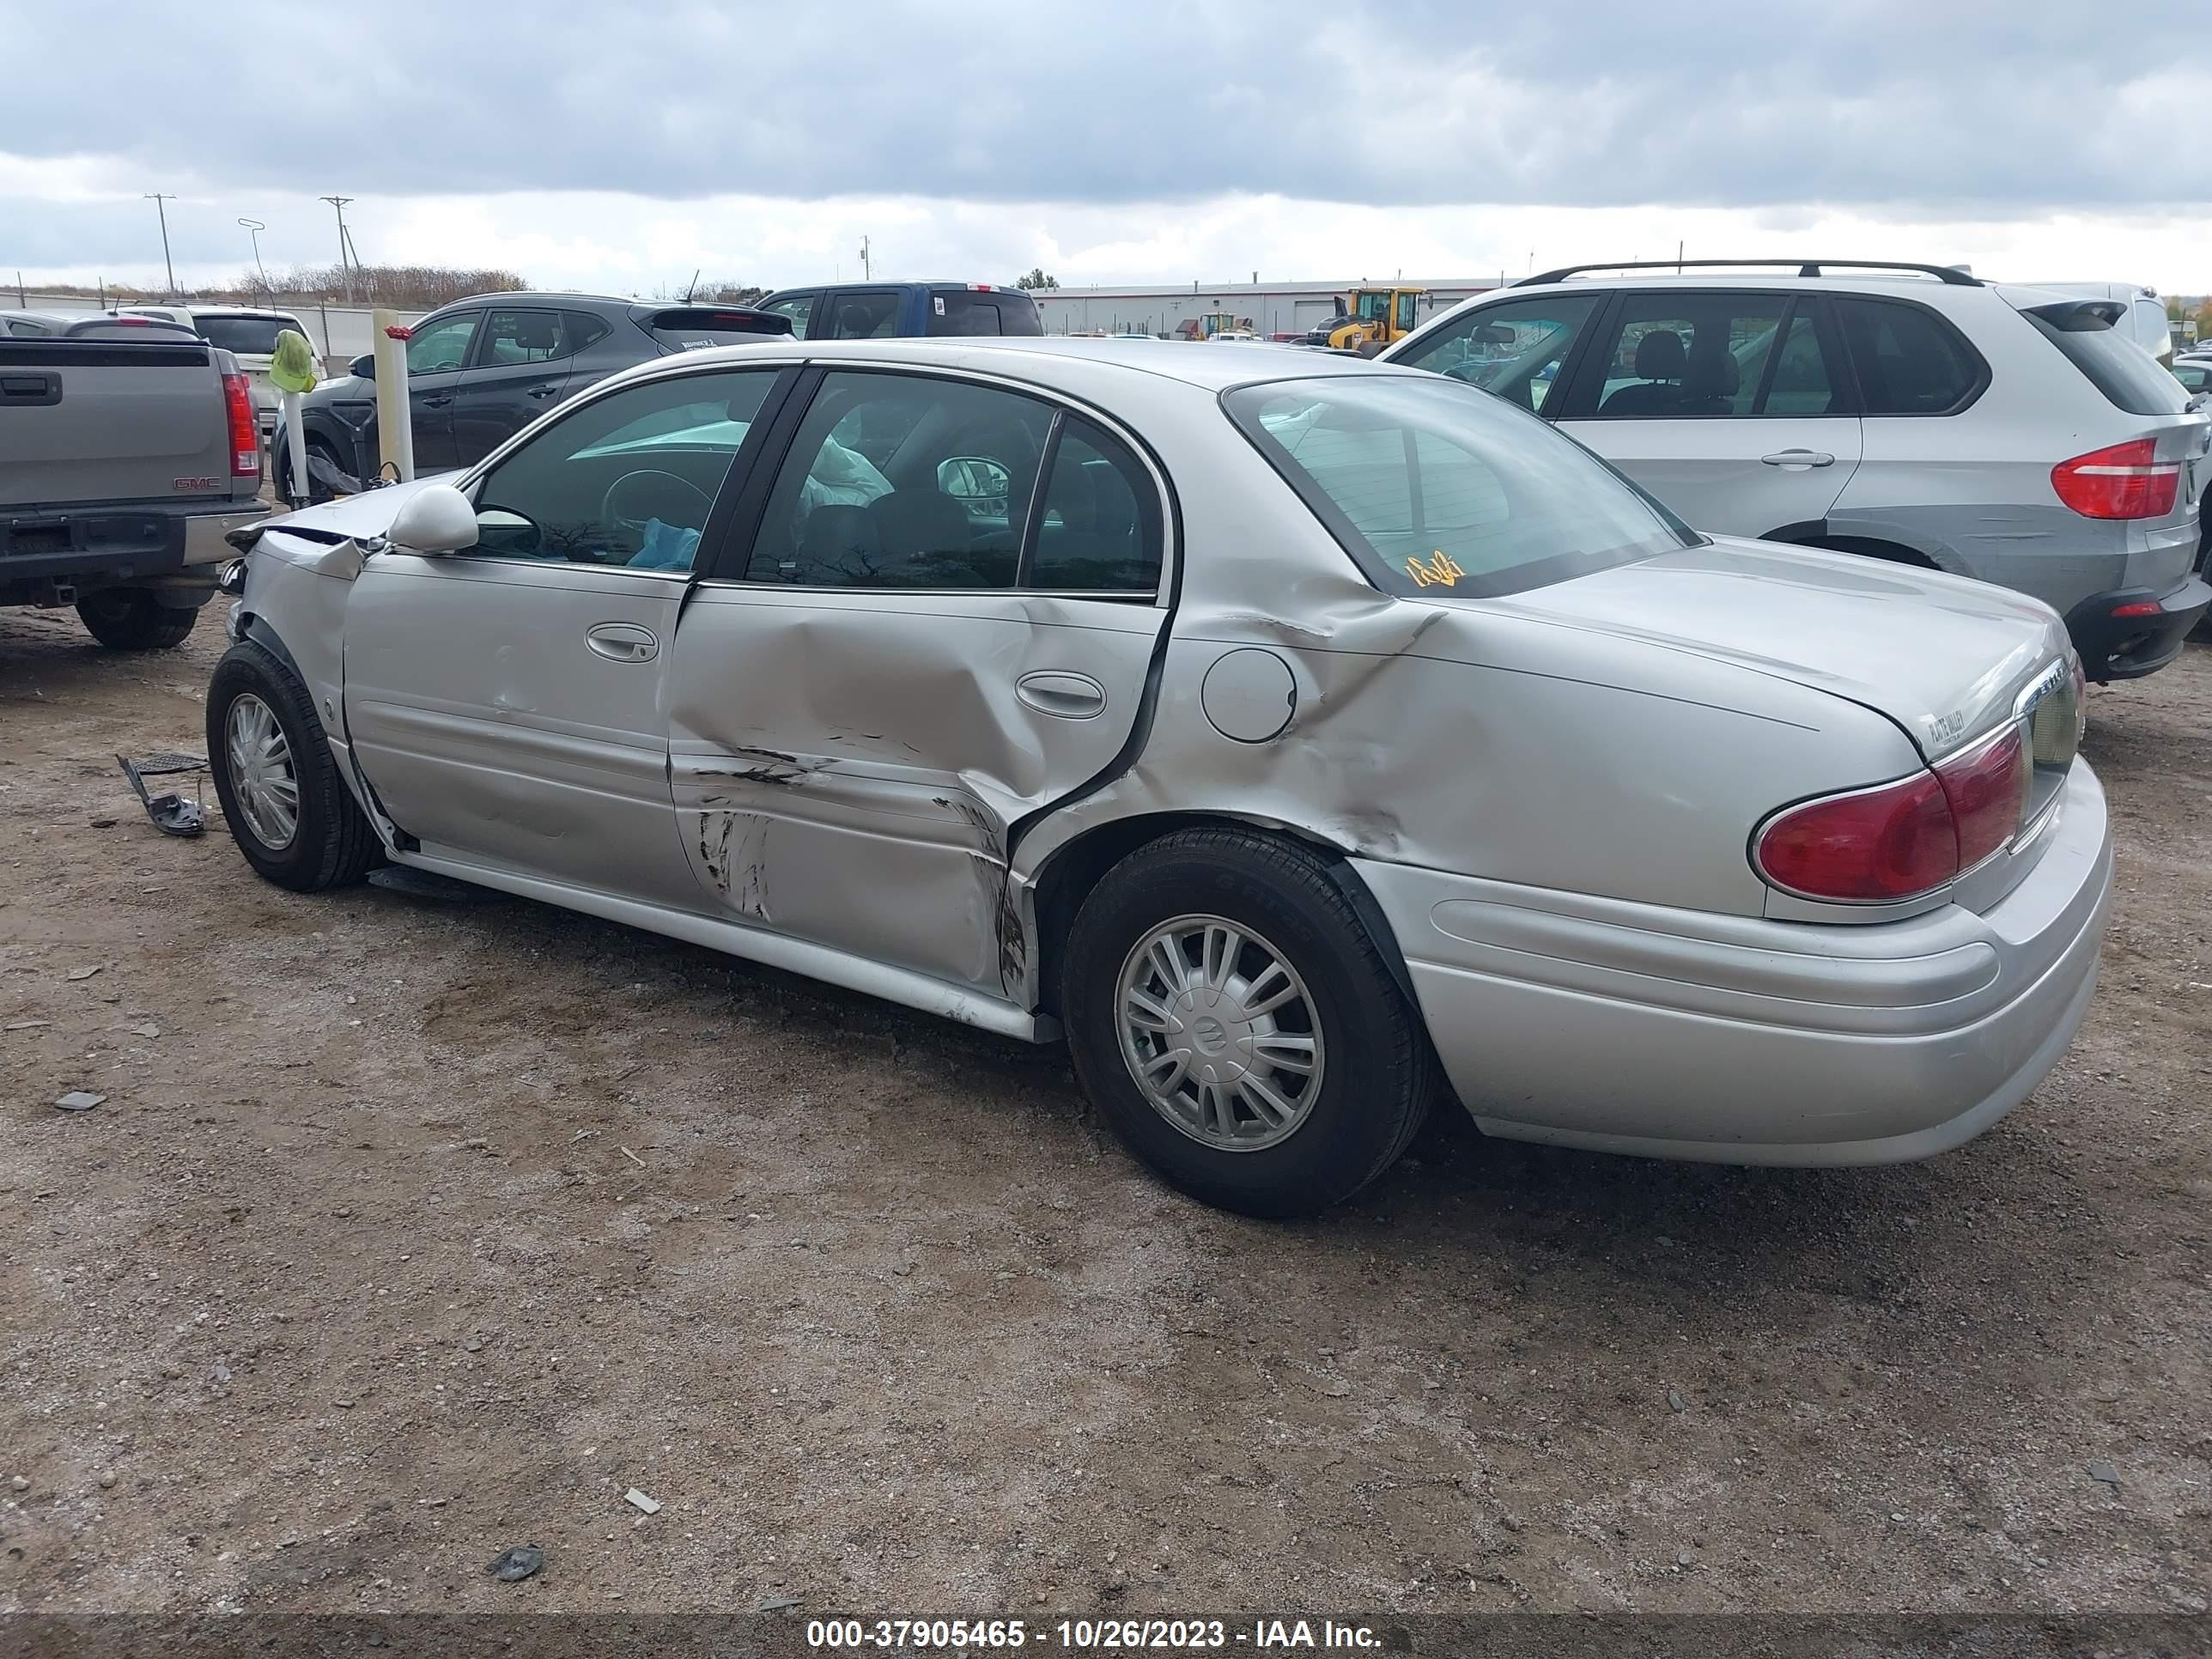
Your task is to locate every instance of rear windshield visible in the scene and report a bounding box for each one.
[1226,375,1693,598]
[191,313,298,355]
[2024,303,2192,416]
[927,289,1044,337]
[639,307,792,352]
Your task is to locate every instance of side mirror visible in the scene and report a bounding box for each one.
[348,354,376,380]
[937,456,1012,514]
[385,483,479,555]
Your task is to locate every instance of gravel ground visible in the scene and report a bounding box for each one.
[1,605,2206,1618]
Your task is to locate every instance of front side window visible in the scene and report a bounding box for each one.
[1832,297,1984,415]
[405,312,480,374]
[1227,374,1692,599]
[762,295,815,339]
[826,291,902,339]
[1028,418,1163,593]
[468,369,778,570]
[1394,295,1599,416]
[482,308,570,365]
[744,371,1054,587]
[1585,293,1790,418]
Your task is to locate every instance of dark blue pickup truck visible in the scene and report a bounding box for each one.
[756,283,1044,340]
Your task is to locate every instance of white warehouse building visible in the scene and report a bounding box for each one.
[1030,277,1502,339]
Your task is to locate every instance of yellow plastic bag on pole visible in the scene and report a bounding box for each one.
[270,328,318,393]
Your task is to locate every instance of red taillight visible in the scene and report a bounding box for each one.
[2108,599,2160,617]
[2051,438,2181,520]
[1754,726,2029,902]
[222,370,259,477]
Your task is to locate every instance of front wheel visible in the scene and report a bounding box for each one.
[206,641,382,891]
[76,588,199,650]
[1062,828,1437,1218]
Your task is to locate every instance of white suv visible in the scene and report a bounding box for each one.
[1381,259,2210,681]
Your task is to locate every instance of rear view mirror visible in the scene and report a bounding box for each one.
[385,483,479,555]
[348,354,376,380]
[1476,324,1516,345]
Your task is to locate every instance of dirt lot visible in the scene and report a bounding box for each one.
[1,604,2207,1619]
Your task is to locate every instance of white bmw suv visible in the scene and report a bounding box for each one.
[1381,259,2209,681]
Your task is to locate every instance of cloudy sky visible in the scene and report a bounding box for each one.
[7,0,2208,298]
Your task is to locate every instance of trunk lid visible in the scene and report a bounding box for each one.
[0,339,232,509]
[1489,536,2073,762]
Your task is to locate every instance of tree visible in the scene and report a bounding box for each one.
[1016,268,1060,290]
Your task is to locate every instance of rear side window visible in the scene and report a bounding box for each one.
[1028,417,1162,593]
[1832,298,1984,415]
[2024,302,2192,416]
[1583,292,1798,418]
[483,308,569,364]
[1227,375,1692,599]
[565,312,611,352]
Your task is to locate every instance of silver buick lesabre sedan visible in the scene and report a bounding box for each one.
[212,338,2112,1217]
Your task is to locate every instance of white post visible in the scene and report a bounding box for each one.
[283,388,308,502]
[372,309,414,482]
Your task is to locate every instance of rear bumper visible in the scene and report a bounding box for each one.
[1,503,268,605]
[2063,575,2210,680]
[1356,762,2113,1165]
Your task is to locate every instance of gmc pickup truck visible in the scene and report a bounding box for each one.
[1,328,267,648]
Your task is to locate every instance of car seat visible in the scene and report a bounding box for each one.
[1598,330,1686,416]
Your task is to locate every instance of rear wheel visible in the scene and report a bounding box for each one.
[76,587,199,650]
[206,641,382,891]
[1063,827,1437,1218]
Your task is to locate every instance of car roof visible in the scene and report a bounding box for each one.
[634,334,1412,394]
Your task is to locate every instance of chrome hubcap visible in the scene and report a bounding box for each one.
[1115,915,1326,1152]
[226,692,298,850]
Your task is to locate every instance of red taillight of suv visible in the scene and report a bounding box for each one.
[222,370,259,478]
[1754,725,2029,902]
[2051,438,2181,520]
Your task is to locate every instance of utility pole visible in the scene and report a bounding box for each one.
[320,196,356,302]
[857,235,871,281]
[145,194,178,298]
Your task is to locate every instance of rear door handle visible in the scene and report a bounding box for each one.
[1016,670,1107,720]
[421,395,454,410]
[1760,449,1835,469]
[586,622,659,664]
[526,384,561,400]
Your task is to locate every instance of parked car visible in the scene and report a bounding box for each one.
[1382,259,2210,682]
[4,310,199,342]
[289,293,788,493]
[114,303,316,443]
[213,339,2109,1218]
[1,325,264,646]
[756,282,1044,340]
[2174,359,2211,397]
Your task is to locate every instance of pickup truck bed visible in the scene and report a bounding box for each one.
[2,337,266,647]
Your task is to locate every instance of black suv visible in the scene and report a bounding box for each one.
[288,293,787,497]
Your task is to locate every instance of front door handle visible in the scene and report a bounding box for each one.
[421,395,454,410]
[586,622,659,664]
[526,384,560,400]
[1760,448,1835,469]
[1016,670,1108,720]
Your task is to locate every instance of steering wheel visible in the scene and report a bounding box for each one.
[600,470,714,555]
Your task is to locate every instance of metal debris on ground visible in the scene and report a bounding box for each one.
[67,966,104,981]
[116,753,208,838]
[757,1595,804,1613]
[53,1091,106,1112]
[623,1488,661,1515]
[485,1544,544,1583]
[2088,1459,2120,1485]
[5,1020,50,1031]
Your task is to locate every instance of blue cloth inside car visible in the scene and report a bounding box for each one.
[628,518,702,571]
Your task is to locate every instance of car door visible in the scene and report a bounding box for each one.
[1553,290,1863,538]
[399,307,483,471]
[667,366,1173,1002]
[342,364,794,906]
[448,306,580,463]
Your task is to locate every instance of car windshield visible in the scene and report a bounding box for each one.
[1225,374,1694,598]
[192,314,297,355]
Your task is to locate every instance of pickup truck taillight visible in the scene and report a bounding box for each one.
[1753,725,2030,902]
[2051,438,2180,520]
[222,370,259,478]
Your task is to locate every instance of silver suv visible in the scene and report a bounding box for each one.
[1382,259,2211,681]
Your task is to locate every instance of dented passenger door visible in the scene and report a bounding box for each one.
[669,368,1171,1002]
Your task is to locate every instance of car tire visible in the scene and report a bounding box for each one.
[206,640,382,892]
[1062,827,1437,1218]
[76,588,199,650]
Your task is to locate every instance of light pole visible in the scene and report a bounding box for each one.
[145,194,178,299]
[319,196,356,302]
[237,218,268,297]
[858,234,871,281]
